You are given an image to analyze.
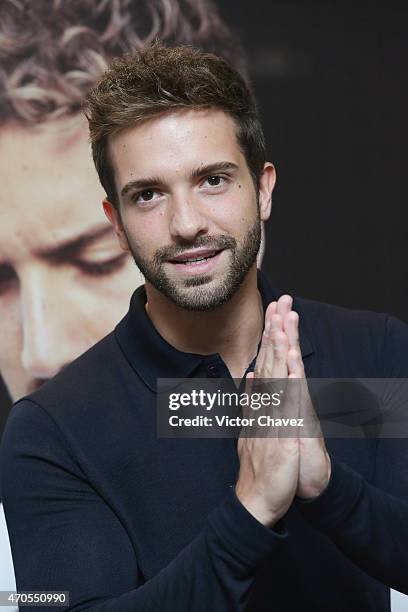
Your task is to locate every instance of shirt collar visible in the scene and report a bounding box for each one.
[114,269,314,392]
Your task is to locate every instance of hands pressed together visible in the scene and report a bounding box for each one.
[235,295,332,527]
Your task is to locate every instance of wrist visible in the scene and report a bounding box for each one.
[235,493,280,527]
[297,452,332,500]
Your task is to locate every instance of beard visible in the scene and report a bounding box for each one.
[125,212,262,311]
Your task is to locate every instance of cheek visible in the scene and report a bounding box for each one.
[211,208,253,237]
[208,189,256,228]
[124,215,165,256]
[0,297,23,368]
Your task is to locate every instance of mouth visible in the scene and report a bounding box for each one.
[168,249,223,264]
[166,248,225,274]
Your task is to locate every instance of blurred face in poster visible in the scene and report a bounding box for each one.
[0,116,144,399]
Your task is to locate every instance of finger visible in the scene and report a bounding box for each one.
[287,348,305,378]
[255,325,288,379]
[276,294,293,320]
[270,313,283,333]
[287,349,318,437]
[279,363,301,440]
[264,301,277,334]
[268,300,278,316]
[255,309,279,377]
[271,330,289,378]
[284,310,300,350]
[254,328,275,378]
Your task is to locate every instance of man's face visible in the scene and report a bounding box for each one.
[107,109,274,310]
[0,117,144,400]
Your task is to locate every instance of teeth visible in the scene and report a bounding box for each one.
[183,257,207,264]
[175,252,217,264]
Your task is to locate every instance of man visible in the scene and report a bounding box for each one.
[0,0,248,606]
[2,43,408,611]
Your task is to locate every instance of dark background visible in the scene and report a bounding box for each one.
[1,0,407,431]
[218,0,407,320]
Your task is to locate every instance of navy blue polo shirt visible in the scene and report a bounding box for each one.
[1,271,408,611]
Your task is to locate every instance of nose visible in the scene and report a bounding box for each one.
[168,191,209,242]
[20,267,87,380]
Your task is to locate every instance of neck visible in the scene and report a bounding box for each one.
[145,266,264,379]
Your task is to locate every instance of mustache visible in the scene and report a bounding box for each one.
[154,235,237,263]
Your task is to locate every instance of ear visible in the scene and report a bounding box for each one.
[258,162,276,222]
[103,200,130,252]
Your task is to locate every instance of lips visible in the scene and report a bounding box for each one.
[167,249,222,264]
[166,248,225,276]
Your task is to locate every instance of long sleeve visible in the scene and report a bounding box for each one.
[294,453,408,594]
[295,314,408,594]
[0,400,287,612]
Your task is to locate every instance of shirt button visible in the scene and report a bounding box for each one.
[207,365,218,378]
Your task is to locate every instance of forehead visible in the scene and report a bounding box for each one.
[0,117,107,261]
[109,108,246,185]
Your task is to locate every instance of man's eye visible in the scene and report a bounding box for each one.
[203,175,226,188]
[133,189,160,204]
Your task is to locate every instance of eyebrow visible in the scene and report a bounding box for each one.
[36,225,115,263]
[121,176,163,198]
[120,161,239,198]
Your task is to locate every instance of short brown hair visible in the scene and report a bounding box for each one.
[84,43,266,207]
